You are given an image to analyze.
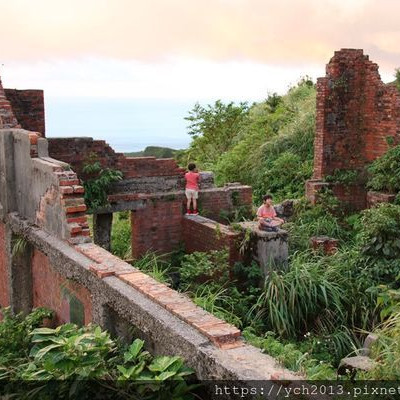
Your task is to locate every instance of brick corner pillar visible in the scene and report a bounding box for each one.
[93,213,113,251]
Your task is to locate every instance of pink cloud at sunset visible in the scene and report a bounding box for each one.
[1,0,399,70]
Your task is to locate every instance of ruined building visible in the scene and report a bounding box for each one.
[1,49,398,383]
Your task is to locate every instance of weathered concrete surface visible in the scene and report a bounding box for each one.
[0,131,16,219]
[93,213,113,251]
[10,234,33,315]
[0,130,68,237]
[238,221,288,275]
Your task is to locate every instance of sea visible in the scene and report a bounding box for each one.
[45,98,204,153]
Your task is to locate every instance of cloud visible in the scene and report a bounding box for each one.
[3,57,325,100]
[0,0,399,71]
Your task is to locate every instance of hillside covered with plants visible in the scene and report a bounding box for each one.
[178,78,316,202]
[101,77,400,380]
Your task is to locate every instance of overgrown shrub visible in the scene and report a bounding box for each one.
[83,160,122,211]
[179,80,316,202]
[111,211,132,259]
[179,250,229,290]
[367,144,400,193]
[0,307,53,362]
[358,203,400,259]
[250,251,350,338]
[0,309,196,399]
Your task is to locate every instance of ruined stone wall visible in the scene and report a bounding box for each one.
[47,137,185,181]
[4,89,45,136]
[0,128,297,381]
[307,49,400,209]
[131,196,183,258]
[199,185,253,222]
[0,79,20,129]
[31,249,92,326]
[182,215,241,265]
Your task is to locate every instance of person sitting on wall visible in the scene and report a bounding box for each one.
[185,163,201,215]
[257,194,284,231]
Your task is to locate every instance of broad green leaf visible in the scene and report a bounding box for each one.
[148,356,181,372]
[34,343,63,361]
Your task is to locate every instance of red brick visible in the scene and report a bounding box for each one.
[66,205,87,214]
[60,186,74,195]
[59,179,80,186]
[73,185,84,194]
[67,216,87,224]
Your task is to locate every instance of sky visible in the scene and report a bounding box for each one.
[1,0,399,151]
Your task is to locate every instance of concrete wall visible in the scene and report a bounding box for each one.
[0,222,10,309]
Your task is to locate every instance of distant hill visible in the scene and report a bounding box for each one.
[125,146,182,158]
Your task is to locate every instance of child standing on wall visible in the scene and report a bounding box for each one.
[185,163,200,215]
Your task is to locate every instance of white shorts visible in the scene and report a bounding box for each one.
[185,189,199,199]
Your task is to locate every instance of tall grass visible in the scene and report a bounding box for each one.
[250,250,349,338]
[366,310,400,379]
[131,252,173,286]
[190,285,242,328]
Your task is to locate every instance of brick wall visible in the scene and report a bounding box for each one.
[4,89,45,135]
[48,137,185,181]
[313,49,400,179]
[308,49,400,210]
[199,185,253,222]
[0,222,10,310]
[131,197,183,258]
[182,215,241,265]
[31,249,92,326]
[367,191,396,207]
[0,78,20,129]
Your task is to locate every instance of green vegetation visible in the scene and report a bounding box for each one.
[367,144,400,193]
[99,76,400,379]
[179,79,316,202]
[125,146,181,158]
[0,308,196,399]
[395,68,400,92]
[111,211,132,259]
[82,158,123,212]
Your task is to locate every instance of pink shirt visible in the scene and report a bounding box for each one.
[185,172,200,190]
[257,205,276,219]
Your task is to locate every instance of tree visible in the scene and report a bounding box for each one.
[184,100,249,168]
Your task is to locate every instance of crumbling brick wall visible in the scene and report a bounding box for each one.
[131,196,183,258]
[0,79,20,129]
[199,185,253,222]
[307,49,400,210]
[4,89,45,136]
[47,137,185,181]
[32,249,92,326]
[182,215,241,265]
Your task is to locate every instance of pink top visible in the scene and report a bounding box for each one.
[257,205,276,219]
[185,171,200,190]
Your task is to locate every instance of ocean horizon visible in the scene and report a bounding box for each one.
[45,97,200,153]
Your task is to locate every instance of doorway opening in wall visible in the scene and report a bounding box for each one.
[110,211,132,261]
